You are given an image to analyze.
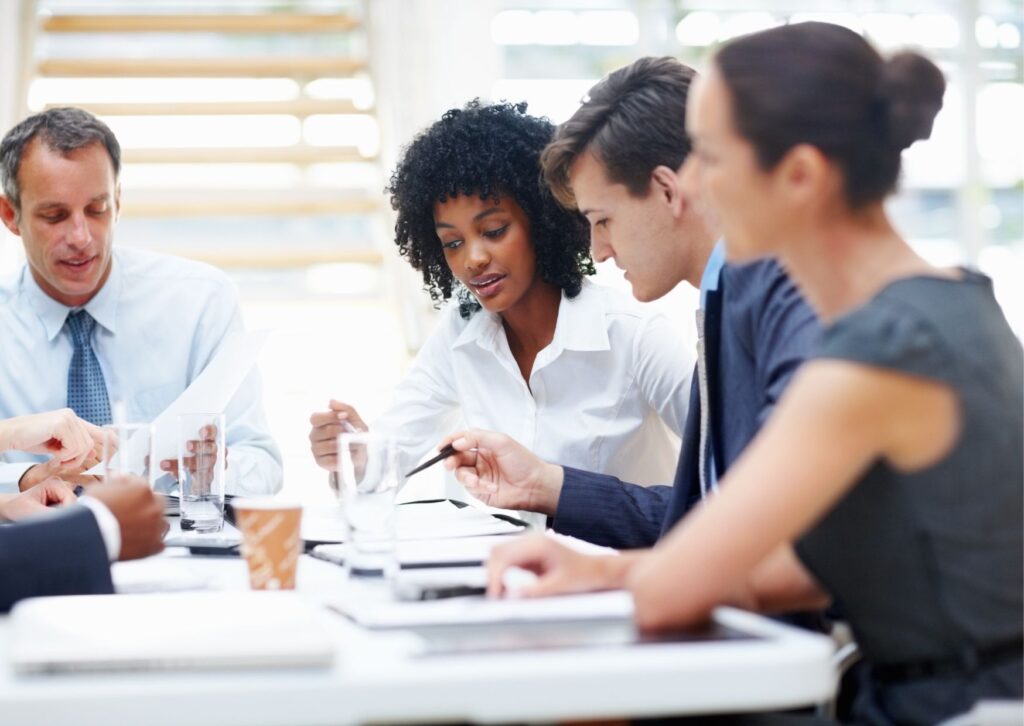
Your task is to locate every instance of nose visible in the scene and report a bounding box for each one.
[464,237,490,274]
[66,212,91,249]
[589,229,612,264]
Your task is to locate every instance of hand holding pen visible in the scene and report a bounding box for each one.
[434,430,565,515]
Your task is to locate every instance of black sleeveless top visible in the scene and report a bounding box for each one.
[794,271,1023,725]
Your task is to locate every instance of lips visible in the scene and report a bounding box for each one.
[58,256,97,275]
[469,273,506,299]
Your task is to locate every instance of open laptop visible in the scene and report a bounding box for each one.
[9,591,335,674]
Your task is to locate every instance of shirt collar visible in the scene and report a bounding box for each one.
[699,239,727,309]
[451,280,611,354]
[21,251,121,341]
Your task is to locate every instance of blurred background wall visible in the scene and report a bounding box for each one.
[1,0,1020,504]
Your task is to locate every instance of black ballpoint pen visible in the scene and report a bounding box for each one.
[405,443,458,478]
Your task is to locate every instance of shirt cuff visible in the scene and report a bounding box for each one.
[78,497,121,562]
[0,462,34,493]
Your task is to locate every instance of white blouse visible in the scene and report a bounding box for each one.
[375,280,694,526]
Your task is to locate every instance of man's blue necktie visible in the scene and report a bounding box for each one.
[65,310,112,426]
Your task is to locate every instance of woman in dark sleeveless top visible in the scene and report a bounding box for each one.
[471,21,1022,725]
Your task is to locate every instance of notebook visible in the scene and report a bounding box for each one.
[9,591,334,674]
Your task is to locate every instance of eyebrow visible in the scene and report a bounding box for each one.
[578,208,603,218]
[33,193,111,210]
[435,206,505,229]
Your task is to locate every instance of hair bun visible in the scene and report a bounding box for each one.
[877,52,945,150]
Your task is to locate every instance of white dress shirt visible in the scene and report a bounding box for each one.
[376,281,694,527]
[77,496,121,561]
[0,247,282,495]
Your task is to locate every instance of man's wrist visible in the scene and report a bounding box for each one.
[533,463,564,516]
[18,464,39,492]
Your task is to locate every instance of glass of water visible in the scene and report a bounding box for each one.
[177,412,226,532]
[102,422,155,486]
[335,432,401,582]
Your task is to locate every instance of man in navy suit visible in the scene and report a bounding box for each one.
[447,57,820,550]
[0,410,165,612]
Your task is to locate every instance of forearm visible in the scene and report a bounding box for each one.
[552,468,671,549]
[0,421,12,452]
[739,544,830,614]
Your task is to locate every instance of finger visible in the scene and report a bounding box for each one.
[453,466,480,490]
[311,439,340,459]
[445,448,479,470]
[309,423,348,444]
[486,535,548,597]
[43,478,77,505]
[309,410,340,427]
[186,440,218,456]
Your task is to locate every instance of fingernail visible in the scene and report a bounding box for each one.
[453,437,467,449]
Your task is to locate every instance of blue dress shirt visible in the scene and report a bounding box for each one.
[0,247,282,495]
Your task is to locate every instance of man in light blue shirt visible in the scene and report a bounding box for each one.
[0,107,282,495]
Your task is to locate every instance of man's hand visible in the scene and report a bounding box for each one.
[19,457,103,492]
[0,477,77,521]
[309,400,367,471]
[485,534,627,598]
[442,430,564,515]
[0,409,104,466]
[85,478,166,561]
[159,425,227,484]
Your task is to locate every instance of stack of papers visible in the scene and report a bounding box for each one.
[10,592,334,673]
[313,534,511,569]
[302,500,526,544]
[331,590,635,629]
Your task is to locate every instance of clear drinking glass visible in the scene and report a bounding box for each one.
[101,422,155,486]
[335,432,401,582]
[177,412,226,533]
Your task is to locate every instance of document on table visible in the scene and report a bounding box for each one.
[87,330,270,475]
[301,500,526,544]
[313,533,511,569]
[331,590,635,629]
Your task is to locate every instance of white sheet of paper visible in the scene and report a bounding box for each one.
[333,590,635,629]
[314,533,512,568]
[301,501,524,543]
[87,330,270,475]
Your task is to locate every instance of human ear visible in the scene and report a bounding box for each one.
[650,165,684,215]
[775,144,831,206]
[0,197,21,236]
[114,182,122,221]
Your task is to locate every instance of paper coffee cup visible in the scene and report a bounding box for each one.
[232,499,303,590]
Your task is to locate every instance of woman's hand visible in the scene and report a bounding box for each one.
[485,534,634,598]
[309,400,368,471]
[0,409,103,468]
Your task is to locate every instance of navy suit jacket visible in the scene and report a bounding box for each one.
[552,258,820,549]
[0,505,114,612]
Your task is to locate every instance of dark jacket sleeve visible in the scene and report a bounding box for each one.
[0,505,114,613]
[551,467,673,549]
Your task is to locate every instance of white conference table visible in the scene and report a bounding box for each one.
[0,540,837,725]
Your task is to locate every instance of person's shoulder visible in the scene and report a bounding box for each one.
[117,248,237,302]
[582,280,648,321]
[117,247,232,285]
[0,267,20,302]
[723,256,792,297]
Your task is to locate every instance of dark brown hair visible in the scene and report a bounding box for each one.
[541,56,696,209]
[715,21,945,207]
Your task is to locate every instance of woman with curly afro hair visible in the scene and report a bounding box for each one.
[310,100,693,526]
